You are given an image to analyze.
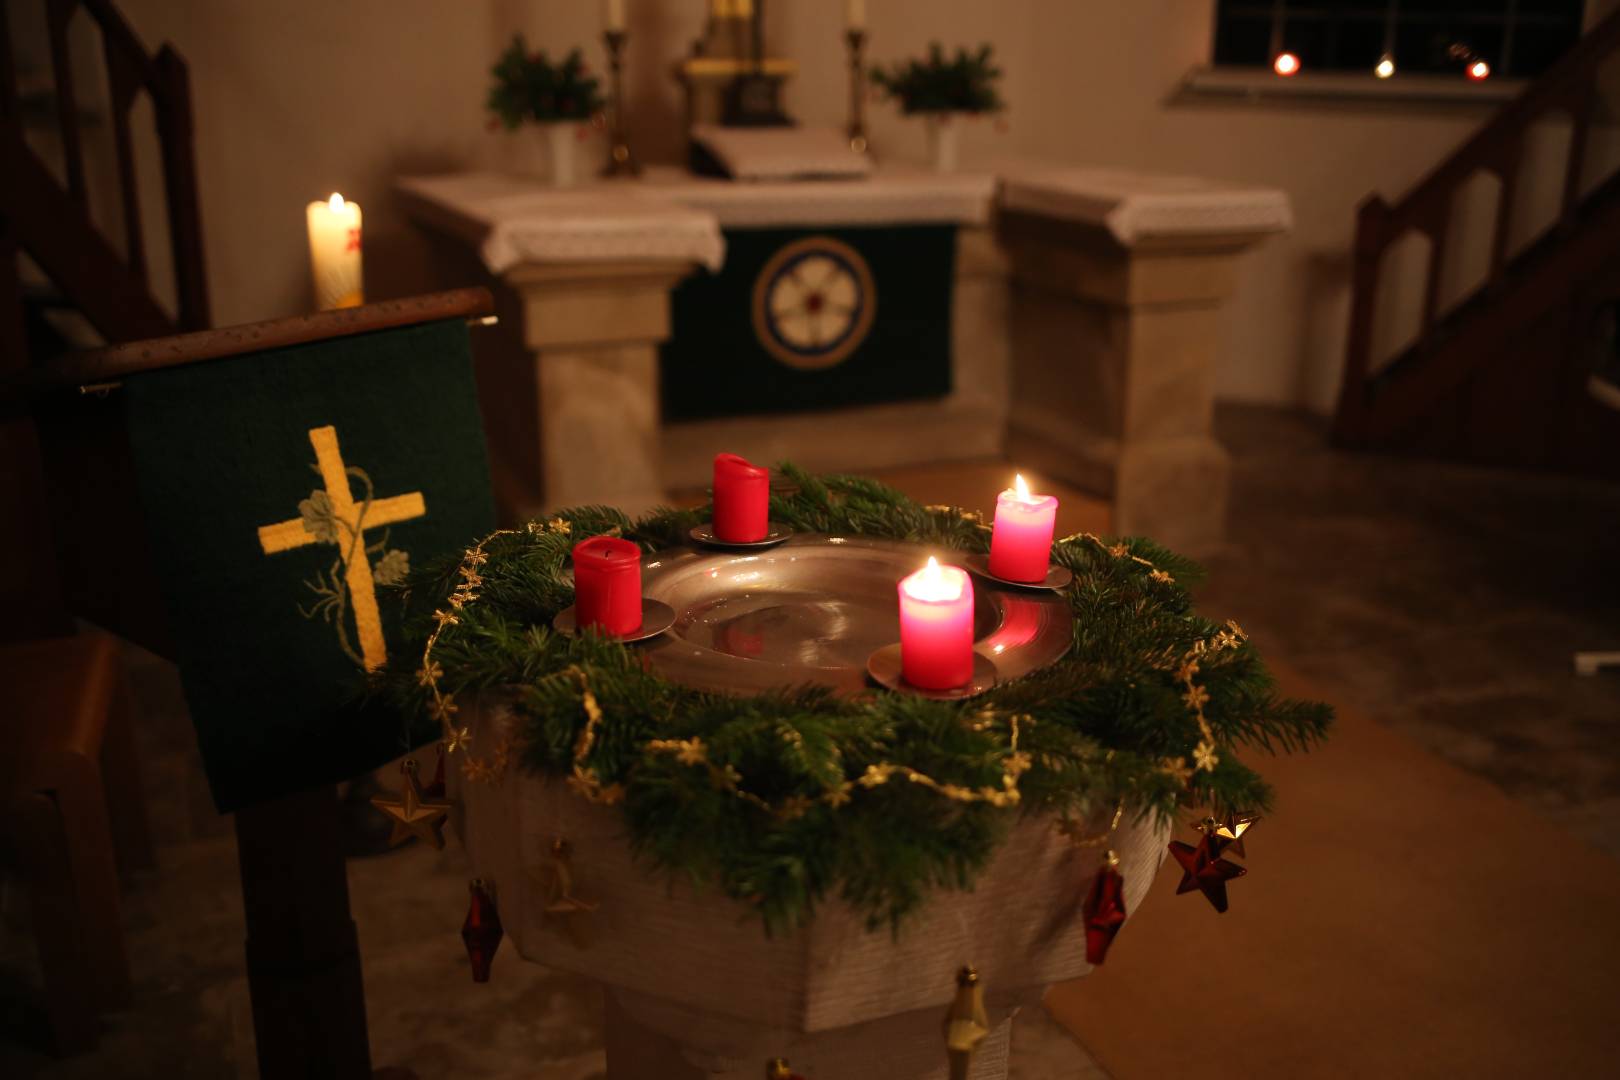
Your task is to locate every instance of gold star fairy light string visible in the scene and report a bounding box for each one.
[1056,798,1126,848]
[418,518,572,783]
[642,710,1033,819]
[1056,531,1244,784]
[1165,620,1249,779]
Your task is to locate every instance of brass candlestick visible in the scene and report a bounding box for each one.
[602,29,640,177]
[845,28,868,153]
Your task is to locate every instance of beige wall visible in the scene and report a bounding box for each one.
[101,0,1594,413]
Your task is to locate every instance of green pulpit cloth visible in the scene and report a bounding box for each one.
[124,319,495,812]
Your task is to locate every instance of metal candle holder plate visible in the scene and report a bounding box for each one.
[636,535,1072,697]
[553,598,677,643]
[961,553,1074,591]
[688,522,795,550]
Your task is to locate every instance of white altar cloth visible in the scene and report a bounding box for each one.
[396,173,728,274]
[397,164,1288,274]
[997,167,1293,247]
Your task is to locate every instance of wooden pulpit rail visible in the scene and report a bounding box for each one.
[3,287,495,405]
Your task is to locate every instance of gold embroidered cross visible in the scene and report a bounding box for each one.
[257,425,425,671]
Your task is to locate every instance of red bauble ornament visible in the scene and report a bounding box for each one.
[1168,835,1246,914]
[1082,852,1127,964]
[462,878,504,982]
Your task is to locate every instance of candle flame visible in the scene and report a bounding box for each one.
[905,556,963,602]
[1014,473,1031,499]
[328,192,346,211]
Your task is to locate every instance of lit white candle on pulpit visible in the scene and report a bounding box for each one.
[305,192,363,311]
[845,0,866,30]
[604,0,626,32]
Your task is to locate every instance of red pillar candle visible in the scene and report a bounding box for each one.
[572,536,643,636]
[898,557,976,689]
[988,474,1059,583]
[712,452,769,542]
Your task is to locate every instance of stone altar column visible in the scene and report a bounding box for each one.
[393,176,725,522]
[503,259,698,516]
[997,170,1290,555]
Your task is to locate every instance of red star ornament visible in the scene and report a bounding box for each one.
[1082,851,1127,964]
[1168,834,1246,914]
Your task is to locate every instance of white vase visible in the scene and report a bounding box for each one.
[543,121,579,187]
[924,111,959,173]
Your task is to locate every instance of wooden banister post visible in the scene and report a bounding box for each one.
[1419,203,1450,334]
[154,45,210,330]
[45,0,88,206]
[1332,195,1390,446]
[1489,138,1522,284]
[1561,77,1597,228]
[100,42,147,285]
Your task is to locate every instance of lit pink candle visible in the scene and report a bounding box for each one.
[988,474,1058,583]
[898,557,975,689]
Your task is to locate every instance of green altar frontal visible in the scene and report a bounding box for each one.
[660,225,957,421]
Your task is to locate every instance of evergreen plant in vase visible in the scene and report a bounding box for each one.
[486,35,605,187]
[870,42,1004,173]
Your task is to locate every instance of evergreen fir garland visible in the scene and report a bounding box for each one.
[380,465,1330,934]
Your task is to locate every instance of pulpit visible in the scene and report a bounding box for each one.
[9,289,499,1077]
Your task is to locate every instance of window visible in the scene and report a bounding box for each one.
[1213,1,1587,79]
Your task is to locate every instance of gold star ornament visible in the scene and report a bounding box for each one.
[370,758,452,850]
[944,966,990,1079]
[1207,812,1259,859]
[532,838,599,947]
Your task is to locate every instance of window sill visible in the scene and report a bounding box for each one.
[1175,66,1526,109]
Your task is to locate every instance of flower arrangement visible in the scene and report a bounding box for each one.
[485,35,604,129]
[870,42,1004,115]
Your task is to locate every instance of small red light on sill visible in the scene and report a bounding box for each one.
[1468,60,1490,81]
[1273,52,1301,77]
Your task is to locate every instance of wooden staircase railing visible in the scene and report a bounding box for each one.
[1332,9,1620,450]
[0,0,209,362]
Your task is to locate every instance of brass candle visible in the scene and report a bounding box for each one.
[845,27,869,154]
[602,28,641,177]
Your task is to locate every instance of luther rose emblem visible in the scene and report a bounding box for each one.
[751,235,877,371]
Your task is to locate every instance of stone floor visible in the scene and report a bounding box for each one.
[1197,407,1620,862]
[2,404,1617,1077]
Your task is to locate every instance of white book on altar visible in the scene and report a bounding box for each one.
[691,124,874,182]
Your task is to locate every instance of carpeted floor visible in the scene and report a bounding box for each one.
[2,405,1617,1077]
[1048,659,1620,1077]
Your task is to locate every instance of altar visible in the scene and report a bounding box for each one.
[397,165,1289,554]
